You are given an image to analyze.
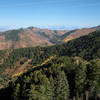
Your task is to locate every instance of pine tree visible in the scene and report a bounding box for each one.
[86,60,100,98]
[54,71,69,100]
[74,63,86,97]
[40,74,53,100]
[13,83,20,100]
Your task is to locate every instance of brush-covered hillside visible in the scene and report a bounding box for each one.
[0,30,100,100]
[61,25,100,42]
[0,25,100,50]
[0,27,68,50]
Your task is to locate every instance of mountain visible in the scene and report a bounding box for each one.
[39,25,83,30]
[92,25,100,30]
[62,28,95,42]
[0,30,100,100]
[0,25,80,32]
[0,25,100,50]
[0,27,68,50]
[61,25,100,42]
[0,30,100,83]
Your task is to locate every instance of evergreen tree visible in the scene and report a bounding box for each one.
[54,71,69,100]
[74,65,86,96]
[86,60,100,99]
[13,83,20,100]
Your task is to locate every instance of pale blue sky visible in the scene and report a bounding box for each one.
[0,0,100,27]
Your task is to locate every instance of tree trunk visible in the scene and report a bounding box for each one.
[81,93,83,100]
[73,96,75,100]
[85,91,89,100]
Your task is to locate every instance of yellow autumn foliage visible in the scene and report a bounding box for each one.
[64,36,73,42]
[12,55,56,77]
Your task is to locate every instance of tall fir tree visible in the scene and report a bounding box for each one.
[54,70,69,100]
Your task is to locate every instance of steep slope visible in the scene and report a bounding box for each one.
[92,25,100,30]
[0,25,100,50]
[62,25,100,42]
[0,30,100,87]
[62,28,95,42]
[0,56,100,100]
[0,27,68,50]
[0,28,51,50]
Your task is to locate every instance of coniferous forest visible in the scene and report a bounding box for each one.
[0,31,100,100]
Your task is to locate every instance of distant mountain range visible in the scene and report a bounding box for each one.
[0,26,20,32]
[38,25,84,30]
[0,25,100,50]
[0,25,84,32]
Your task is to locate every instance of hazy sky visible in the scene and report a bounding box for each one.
[0,0,100,27]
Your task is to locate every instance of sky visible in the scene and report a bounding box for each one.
[0,0,100,28]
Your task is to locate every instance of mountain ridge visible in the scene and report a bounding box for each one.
[0,25,100,50]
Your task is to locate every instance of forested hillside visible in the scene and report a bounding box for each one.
[0,56,100,100]
[0,31,100,100]
[0,31,100,84]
